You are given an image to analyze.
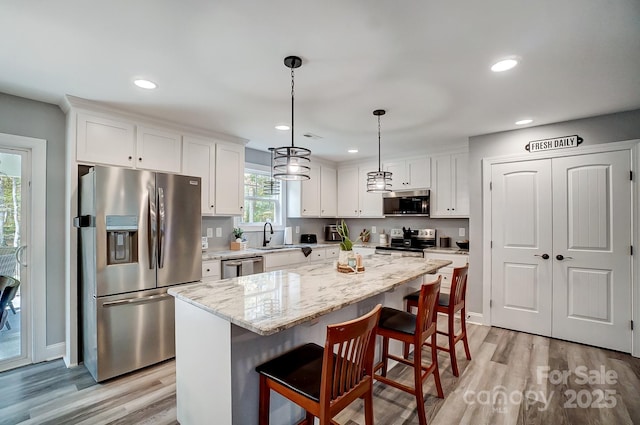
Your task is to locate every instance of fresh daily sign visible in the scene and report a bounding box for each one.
[525,135,583,152]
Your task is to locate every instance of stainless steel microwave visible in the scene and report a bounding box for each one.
[382,189,430,216]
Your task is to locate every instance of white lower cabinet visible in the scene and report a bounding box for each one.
[423,252,469,293]
[264,251,309,271]
[201,259,221,282]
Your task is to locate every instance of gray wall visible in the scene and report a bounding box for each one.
[468,109,640,314]
[0,92,66,345]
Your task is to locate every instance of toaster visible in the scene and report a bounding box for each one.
[300,234,317,244]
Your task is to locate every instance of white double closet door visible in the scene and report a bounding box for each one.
[491,149,632,352]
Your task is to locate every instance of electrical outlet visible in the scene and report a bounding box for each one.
[459,228,466,237]
[206,228,213,238]
[295,226,300,234]
[216,227,222,237]
[371,226,377,234]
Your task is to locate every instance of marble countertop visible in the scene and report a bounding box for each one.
[202,243,340,261]
[423,247,469,255]
[169,256,451,336]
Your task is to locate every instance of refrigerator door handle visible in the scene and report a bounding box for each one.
[148,187,157,269]
[102,293,171,307]
[158,187,166,269]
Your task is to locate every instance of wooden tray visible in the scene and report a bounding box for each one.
[337,264,365,274]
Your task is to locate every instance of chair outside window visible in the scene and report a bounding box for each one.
[0,276,20,331]
[406,264,471,377]
[374,277,443,425]
[255,304,382,425]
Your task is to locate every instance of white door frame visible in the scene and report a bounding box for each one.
[0,132,47,369]
[482,138,640,357]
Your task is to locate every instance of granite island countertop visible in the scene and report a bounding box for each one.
[169,256,451,336]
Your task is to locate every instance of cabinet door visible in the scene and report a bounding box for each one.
[202,260,221,282]
[320,166,337,217]
[77,113,135,167]
[451,152,469,216]
[215,143,245,215]
[337,167,360,217]
[431,154,453,217]
[300,165,321,216]
[406,156,431,190]
[384,161,407,188]
[136,126,182,173]
[182,136,216,214]
[358,164,383,217]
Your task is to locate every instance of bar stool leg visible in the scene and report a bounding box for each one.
[461,308,471,360]
[413,343,427,425]
[431,334,444,398]
[448,313,459,377]
[363,388,374,425]
[258,375,270,425]
[381,336,390,377]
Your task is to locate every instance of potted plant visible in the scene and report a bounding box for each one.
[232,227,244,242]
[336,220,362,267]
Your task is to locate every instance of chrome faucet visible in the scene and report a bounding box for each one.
[263,222,274,247]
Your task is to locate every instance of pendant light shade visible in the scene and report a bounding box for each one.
[263,147,281,195]
[366,109,392,192]
[273,55,311,181]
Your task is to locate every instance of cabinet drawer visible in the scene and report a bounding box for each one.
[325,246,340,259]
[309,248,326,262]
[202,260,221,280]
[264,251,309,269]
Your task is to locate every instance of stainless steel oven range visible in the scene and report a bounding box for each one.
[374,228,436,258]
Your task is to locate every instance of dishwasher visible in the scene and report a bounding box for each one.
[222,256,264,278]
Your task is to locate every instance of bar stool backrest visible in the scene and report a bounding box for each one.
[450,265,469,312]
[418,276,441,339]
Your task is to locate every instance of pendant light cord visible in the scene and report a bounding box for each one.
[377,114,382,172]
[291,67,295,149]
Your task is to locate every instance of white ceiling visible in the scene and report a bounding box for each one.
[1,1,639,163]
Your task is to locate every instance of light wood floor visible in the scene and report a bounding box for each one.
[1,318,639,424]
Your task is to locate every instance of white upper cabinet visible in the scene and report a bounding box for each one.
[337,167,360,217]
[77,113,135,167]
[431,152,469,217]
[135,126,182,173]
[214,143,245,216]
[384,156,431,190]
[320,166,337,217]
[182,138,245,216]
[336,164,383,218]
[182,136,216,215]
[76,112,182,173]
[288,164,337,218]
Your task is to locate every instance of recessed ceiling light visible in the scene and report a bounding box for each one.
[348,149,358,153]
[515,119,533,125]
[275,124,290,131]
[491,58,519,72]
[134,79,157,89]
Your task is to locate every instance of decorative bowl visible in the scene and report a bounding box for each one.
[456,241,469,250]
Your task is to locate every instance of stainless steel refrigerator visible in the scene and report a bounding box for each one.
[78,166,202,382]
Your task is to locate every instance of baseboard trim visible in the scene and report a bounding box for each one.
[44,342,65,362]
[466,312,484,325]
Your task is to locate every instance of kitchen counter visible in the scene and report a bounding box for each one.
[170,256,450,336]
[423,247,469,255]
[201,242,339,260]
[169,256,451,425]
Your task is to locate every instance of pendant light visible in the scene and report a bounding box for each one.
[273,56,311,180]
[366,109,392,192]
[263,147,281,195]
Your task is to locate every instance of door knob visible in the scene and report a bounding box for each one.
[535,254,550,260]
[556,254,574,261]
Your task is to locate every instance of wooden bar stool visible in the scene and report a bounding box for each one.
[255,304,382,425]
[405,264,471,377]
[373,277,443,425]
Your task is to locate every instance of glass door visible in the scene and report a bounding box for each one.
[0,148,28,366]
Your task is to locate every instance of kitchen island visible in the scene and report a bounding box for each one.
[168,255,451,425]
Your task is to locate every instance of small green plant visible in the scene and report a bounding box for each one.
[336,220,368,251]
[232,227,244,240]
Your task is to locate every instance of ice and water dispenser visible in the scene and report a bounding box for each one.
[106,215,138,265]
